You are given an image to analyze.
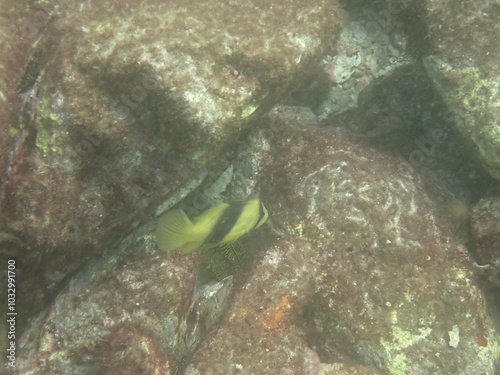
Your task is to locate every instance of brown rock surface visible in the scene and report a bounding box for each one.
[12,224,196,375]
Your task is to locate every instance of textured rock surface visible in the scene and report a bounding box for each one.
[0,1,41,171]
[11,223,196,375]
[0,0,344,326]
[314,0,413,119]
[186,236,328,375]
[321,61,500,228]
[235,117,498,373]
[413,0,500,179]
[0,0,52,352]
[185,235,385,375]
[471,198,500,287]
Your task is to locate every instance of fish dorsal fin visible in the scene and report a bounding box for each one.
[191,203,230,226]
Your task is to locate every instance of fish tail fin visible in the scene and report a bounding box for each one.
[156,209,197,252]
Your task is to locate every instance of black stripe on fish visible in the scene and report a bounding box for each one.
[204,202,245,244]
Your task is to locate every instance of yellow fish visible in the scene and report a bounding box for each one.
[156,198,268,253]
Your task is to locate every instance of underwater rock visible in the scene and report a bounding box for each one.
[184,117,499,374]
[0,0,53,342]
[10,223,197,375]
[471,198,500,287]
[259,119,497,374]
[185,236,384,375]
[262,119,497,374]
[323,62,498,214]
[314,1,413,119]
[0,2,40,172]
[411,0,500,180]
[11,220,237,375]
[185,236,322,374]
[269,105,320,129]
[0,0,344,326]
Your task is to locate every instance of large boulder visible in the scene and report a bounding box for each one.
[11,223,198,374]
[187,111,499,374]
[408,0,500,180]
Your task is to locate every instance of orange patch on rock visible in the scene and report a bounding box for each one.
[257,293,294,333]
[476,335,488,347]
